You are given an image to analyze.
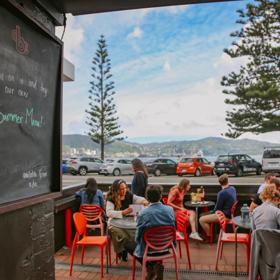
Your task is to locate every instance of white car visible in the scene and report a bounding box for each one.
[69,157,104,176]
[99,159,133,176]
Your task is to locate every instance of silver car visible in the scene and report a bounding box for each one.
[99,159,133,176]
[69,157,104,176]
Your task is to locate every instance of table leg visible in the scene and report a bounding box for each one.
[235,226,239,277]
[195,207,199,231]
[106,226,109,274]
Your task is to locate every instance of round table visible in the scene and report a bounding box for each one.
[184,201,215,230]
[233,216,251,277]
[109,216,137,229]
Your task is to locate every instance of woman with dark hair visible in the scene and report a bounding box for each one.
[131,158,148,197]
[75,177,104,208]
[106,179,147,261]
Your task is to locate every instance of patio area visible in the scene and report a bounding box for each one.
[55,238,248,280]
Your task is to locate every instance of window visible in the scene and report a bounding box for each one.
[263,149,280,158]
[180,158,192,163]
[166,159,175,164]
[245,155,252,161]
[202,158,209,164]
[217,155,229,162]
[94,159,103,163]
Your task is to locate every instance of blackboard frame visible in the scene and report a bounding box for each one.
[0,1,63,214]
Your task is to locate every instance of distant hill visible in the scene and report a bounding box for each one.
[63,134,278,157]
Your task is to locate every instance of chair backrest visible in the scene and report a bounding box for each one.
[230,200,238,219]
[215,210,227,232]
[176,210,189,234]
[250,229,280,280]
[80,204,102,222]
[144,225,176,251]
[73,212,87,235]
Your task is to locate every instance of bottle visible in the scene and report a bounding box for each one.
[241,204,250,223]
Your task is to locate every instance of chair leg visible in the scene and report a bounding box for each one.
[132,256,136,280]
[100,246,104,278]
[69,243,77,276]
[174,253,179,280]
[108,241,112,267]
[178,240,182,258]
[184,240,191,270]
[219,243,224,259]
[81,245,85,264]
[215,237,221,270]
[141,260,146,280]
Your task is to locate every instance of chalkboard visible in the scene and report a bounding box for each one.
[0,4,62,205]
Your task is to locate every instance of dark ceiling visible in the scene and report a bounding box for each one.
[49,0,237,15]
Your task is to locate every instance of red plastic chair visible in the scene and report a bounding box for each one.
[79,204,104,236]
[69,212,110,278]
[175,210,191,269]
[209,200,238,244]
[215,210,250,272]
[132,225,179,280]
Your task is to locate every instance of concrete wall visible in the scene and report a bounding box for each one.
[0,200,55,280]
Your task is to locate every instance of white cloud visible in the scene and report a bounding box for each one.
[213,52,248,74]
[127,26,143,39]
[116,75,229,139]
[163,61,171,72]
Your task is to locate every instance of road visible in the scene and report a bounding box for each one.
[62,173,264,188]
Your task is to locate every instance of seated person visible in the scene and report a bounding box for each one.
[124,185,175,280]
[251,184,280,230]
[106,179,147,261]
[75,177,104,208]
[167,178,202,241]
[199,174,236,241]
[249,173,276,212]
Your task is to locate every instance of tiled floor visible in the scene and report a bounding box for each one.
[55,238,248,279]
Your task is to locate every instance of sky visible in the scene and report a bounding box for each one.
[56,0,280,144]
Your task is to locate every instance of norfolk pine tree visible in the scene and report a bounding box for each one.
[221,0,280,138]
[86,35,124,160]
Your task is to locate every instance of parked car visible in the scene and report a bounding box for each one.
[68,157,104,176]
[262,146,280,174]
[146,158,177,176]
[214,154,262,177]
[176,157,214,177]
[99,159,133,176]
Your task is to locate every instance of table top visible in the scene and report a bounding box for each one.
[110,216,137,229]
[233,216,251,229]
[184,200,215,208]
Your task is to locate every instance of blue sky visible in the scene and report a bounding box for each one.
[56,0,280,144]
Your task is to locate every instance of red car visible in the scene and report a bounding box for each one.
[176,157,214,177]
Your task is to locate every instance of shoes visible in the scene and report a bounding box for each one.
[202,236,211,243]
[146,262,164,280]
[189,232,203,241]
[154,262,164,280]
[121,250,128,262]
[117,250,128,262]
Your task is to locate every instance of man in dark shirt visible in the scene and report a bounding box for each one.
[199,174,236,241]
